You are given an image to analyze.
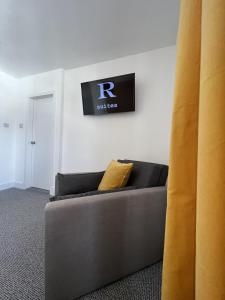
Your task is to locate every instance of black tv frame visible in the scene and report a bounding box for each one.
[81,73,135,116]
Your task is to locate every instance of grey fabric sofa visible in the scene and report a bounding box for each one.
[45,160,168,300]
[50,159,168,201]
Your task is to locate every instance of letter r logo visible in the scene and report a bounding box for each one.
[97,82,116,99]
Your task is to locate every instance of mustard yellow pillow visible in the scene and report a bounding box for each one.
[98,160,133,191]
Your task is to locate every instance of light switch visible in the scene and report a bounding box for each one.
[3,123,10,128]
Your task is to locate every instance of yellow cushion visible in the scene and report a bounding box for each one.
[98,160,133,191]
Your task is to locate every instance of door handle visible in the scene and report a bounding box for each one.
[30,141,36,145]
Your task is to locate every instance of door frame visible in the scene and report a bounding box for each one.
[24,90,63,195]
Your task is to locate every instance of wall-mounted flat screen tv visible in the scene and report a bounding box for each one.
[81,73,135,115]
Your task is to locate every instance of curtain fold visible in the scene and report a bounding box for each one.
[162,0,225,299]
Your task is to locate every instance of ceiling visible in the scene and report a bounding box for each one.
[0,0,179,78]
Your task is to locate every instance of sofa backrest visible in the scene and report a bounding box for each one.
[118,159,168,188]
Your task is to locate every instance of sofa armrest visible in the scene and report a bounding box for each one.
[45,186,167,300]
[55,171,104,196]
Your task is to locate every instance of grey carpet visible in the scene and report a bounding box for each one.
[78,263,162,300]
[0,188,162,300]
[0,188,47,300]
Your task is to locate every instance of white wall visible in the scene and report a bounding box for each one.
[0,71,19,189]
[62,46,176,172]
[0,45,176,191]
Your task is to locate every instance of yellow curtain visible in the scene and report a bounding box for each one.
[162,0,225,299]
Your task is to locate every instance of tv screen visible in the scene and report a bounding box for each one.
[81,73,135,115]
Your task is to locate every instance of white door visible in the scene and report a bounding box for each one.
[31,96,54,190]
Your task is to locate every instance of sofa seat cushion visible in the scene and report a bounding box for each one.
[50,186,136,202]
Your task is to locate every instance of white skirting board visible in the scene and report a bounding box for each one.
[0,181,26,191]
[13,181,26,189]
[0,182,15,191]
[0,181,53,196]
